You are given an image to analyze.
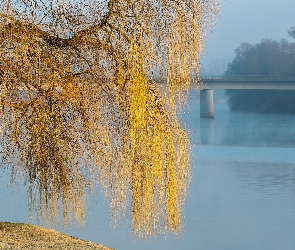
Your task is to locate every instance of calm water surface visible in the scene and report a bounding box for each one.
[1,97,295,250]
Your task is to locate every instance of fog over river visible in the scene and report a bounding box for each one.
[1,92,295,250]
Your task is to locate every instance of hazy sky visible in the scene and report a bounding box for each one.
[201,0,295,73]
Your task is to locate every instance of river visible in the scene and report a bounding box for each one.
[1,93,295,250]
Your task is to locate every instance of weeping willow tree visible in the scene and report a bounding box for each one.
[0,0,219,238]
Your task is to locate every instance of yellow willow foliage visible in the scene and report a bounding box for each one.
[0,0,219,237]
[127,39,190,236]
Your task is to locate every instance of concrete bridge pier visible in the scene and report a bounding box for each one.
[200,89,214,118]
[200,118,214,144]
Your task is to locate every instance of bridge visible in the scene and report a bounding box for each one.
[198,75,295,118]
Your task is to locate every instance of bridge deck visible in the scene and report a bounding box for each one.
[199,75,295,90]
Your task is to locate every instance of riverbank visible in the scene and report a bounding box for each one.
[0,222,114,250]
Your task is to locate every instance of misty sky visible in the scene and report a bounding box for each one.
[201,0,295,74]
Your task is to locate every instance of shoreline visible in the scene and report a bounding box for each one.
[0,222,114,250]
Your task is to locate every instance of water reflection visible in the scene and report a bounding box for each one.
[221,111,295,147]
[200,118,214,144]
[194,103,295,147]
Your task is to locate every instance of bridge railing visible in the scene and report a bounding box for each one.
[200,75,295,81]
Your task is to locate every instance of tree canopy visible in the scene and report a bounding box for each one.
[0,0,219,237]
[225,38,295,114]
[288,25,295,40]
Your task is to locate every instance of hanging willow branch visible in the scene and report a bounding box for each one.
[0,0,219,238]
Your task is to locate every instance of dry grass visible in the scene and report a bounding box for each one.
[0,222,114,250]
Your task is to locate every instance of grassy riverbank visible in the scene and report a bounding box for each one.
[0,222,114,250]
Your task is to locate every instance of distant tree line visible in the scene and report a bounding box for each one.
[225,31,295,114]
